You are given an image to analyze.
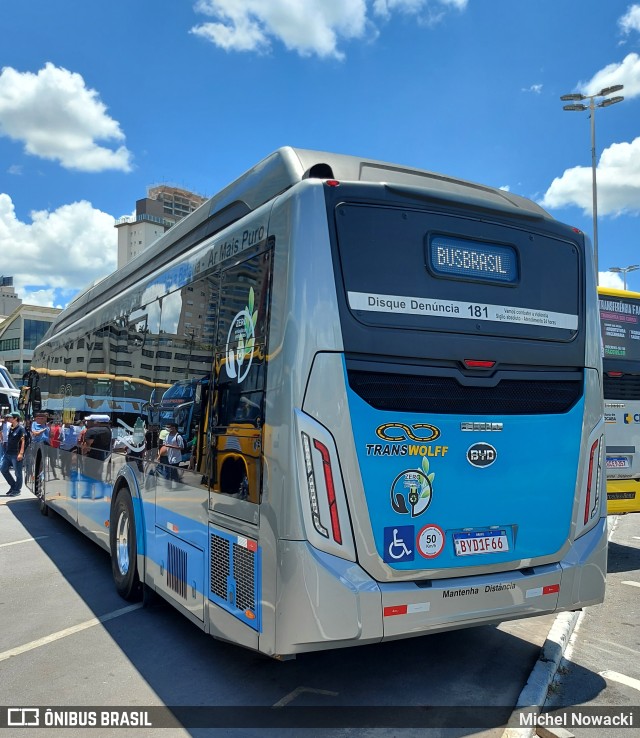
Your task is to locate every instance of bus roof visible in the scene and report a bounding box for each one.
[597,285,640,300]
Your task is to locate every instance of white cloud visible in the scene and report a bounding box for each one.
[374,0,467,28]
[191,0,467,58]
[522,84,543,94]
[578,52,640,98]
[0,194,117,307]
[598,271,625,289]
[543,53,640,216]
[541,137,640,216]
[0,63,132,172]
[619,4,640,35]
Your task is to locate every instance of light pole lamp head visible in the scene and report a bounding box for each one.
[563,104,587,111]
[598,84,624,96]
[560,93,586,101]
[598,96,624,108]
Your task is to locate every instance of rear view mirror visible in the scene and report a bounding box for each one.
[32,386,42,412]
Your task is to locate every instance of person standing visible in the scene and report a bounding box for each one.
[48,417,61,479]
[1,412,26,496]
[30,413,49,444]
[59,420,79,479]
[80,415,112,497]
[0,413,10,466]
[157,423,184,482]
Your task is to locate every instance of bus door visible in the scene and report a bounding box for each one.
[207,249,272,520]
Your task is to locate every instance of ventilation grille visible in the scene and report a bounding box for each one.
[348,371,582,415]
[210,533,231,602]
[208,527,260,631]
[167,542,187,599]
[233,543,256,612]
[604,374,640,401]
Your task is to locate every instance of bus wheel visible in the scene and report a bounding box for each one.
[110,488,141,601]
[35,456,48,516]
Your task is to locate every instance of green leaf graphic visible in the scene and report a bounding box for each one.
[422,457,430,475]
[248,287,255,315]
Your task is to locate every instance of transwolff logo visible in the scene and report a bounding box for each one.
[624,413,640,424]
[368,422,448,457]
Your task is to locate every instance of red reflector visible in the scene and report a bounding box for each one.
[325,179,340,187]
[384,605,408,617]
[543,584,560,595]
[313,439,343,544]
[584,439,599,525]
[463,359,496,369]
[571,227,582,234]
[607,371,623,378]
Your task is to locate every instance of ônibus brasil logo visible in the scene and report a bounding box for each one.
[225,287,258,384]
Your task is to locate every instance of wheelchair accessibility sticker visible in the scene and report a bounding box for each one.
[383,525,415,562]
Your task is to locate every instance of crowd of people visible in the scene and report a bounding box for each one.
[1,411,188,497]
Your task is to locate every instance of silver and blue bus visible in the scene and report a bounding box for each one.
[25,147,607,657]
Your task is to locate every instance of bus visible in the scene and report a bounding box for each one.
[24,147,607,658]
[0,363,19,415]
[598,286,640,514]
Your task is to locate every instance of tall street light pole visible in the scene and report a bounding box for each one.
[560,85,624,282]
[609,265,640,291]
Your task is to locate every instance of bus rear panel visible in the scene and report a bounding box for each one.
[268,175,605,654]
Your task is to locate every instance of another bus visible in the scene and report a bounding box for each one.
[598,286,640,514]
[25,147,607,658]
[0,363,19,415]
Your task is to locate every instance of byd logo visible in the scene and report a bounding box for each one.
[466,442,497,468]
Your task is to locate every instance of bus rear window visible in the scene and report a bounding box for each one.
[335,203,581,342]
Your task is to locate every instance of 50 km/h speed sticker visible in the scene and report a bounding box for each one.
[417,524,445,559]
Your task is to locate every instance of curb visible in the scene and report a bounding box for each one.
[501,610,582,738]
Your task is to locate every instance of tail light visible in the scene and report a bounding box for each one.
[296,411,355,561]
[313,439,342,544]
[584,439,599,525]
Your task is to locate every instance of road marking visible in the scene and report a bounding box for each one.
[0,536,48,548]
[0,604,142,663]
[273,686,338,707]
[621,580,640,589]
[599,670,640,692]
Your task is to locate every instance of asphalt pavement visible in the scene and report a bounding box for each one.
[1,489,636,738]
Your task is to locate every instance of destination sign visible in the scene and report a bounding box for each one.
[599,295,640,361]
[428,235,517,284]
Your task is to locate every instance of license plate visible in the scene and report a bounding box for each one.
[453,530,509,556]
[606,457,630,469]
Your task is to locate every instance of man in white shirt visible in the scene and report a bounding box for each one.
[157,423,184,482]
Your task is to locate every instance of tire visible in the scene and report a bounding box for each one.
[110,487,141,601]
[35,455,48,516]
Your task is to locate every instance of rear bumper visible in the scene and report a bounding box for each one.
[273,518,607,655]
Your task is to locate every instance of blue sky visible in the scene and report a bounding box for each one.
[1,0,640,308]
